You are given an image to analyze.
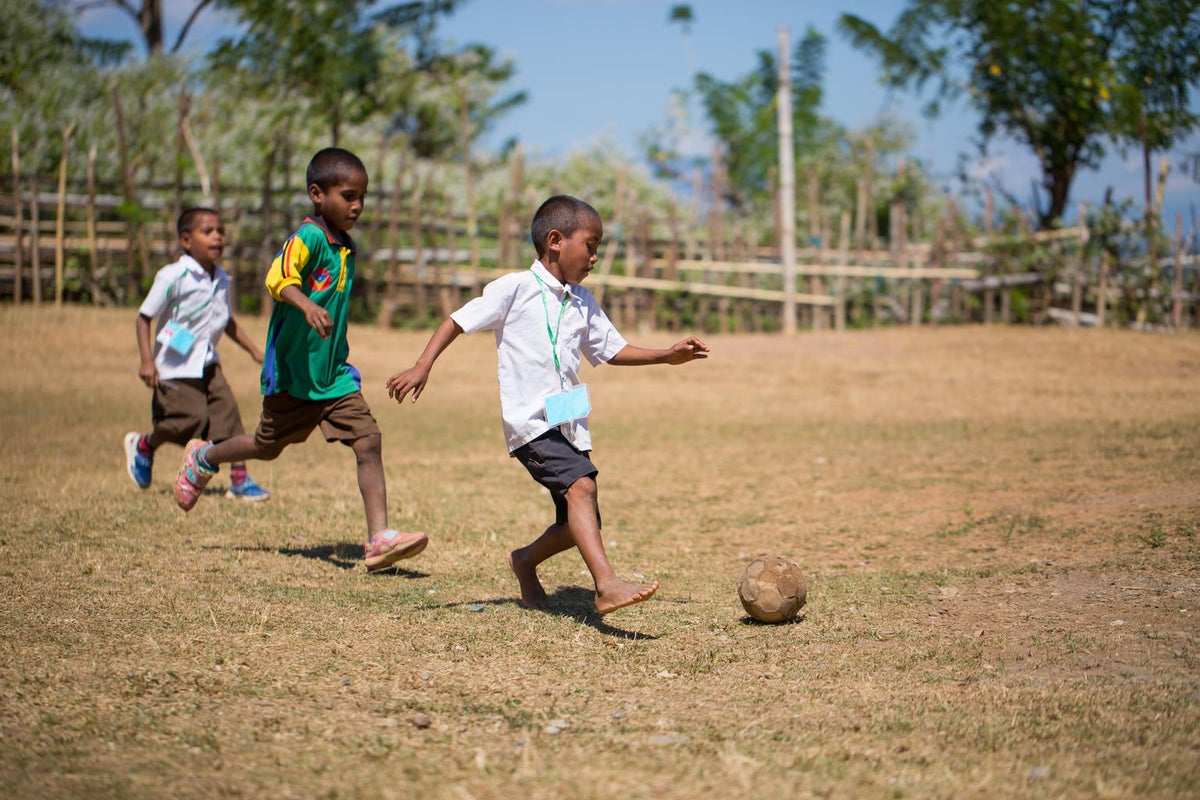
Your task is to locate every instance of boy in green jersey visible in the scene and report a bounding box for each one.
[174,148,428,572]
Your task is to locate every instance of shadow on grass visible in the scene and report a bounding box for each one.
[442,586,660,640]
[226,542,430,578]
[737,612,808,627]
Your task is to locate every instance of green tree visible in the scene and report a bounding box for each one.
[839,0,1200,228]
[389,42,527,160]
[1,0,121,174]
[206,0,463,145]
[70,0,216,56]
[690,26,831,210]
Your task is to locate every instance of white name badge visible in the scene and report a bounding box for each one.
[544,384,591,427]
[157,320,197,356]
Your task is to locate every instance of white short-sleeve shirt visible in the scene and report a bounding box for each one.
[450,261,628,452]
[138,254,233,380]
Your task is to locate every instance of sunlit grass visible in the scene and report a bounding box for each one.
[1,306,1198,798]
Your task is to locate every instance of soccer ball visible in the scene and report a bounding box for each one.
[738,556,807,623]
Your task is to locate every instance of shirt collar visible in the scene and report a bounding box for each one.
[179,252,217,280]
[531,260,574,299]
[304,216,356,253]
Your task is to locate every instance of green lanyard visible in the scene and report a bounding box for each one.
[531,270,571,384]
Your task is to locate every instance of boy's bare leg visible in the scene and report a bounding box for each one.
[351,434,389,537]
[508,523,573,611]
[203,433,267,465]
[564,477,658,614]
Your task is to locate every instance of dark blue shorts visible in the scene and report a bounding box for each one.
[512,429,601,526]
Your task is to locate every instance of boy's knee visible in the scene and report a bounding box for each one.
[565,475,597,503]
[258,442,286,461]
[351,433,382,461]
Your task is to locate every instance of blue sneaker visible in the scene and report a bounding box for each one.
[124,432,152,489]
[226,476,270,502]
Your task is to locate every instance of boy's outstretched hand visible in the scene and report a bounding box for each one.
[386,365,430,404]
[609,336,711,367]
[666,336,710,365]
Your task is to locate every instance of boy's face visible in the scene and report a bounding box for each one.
[180,212,225,269]
[547,215,603,285]
[309,168,369,234]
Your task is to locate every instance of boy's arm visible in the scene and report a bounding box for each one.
[386,317,464,404]
[135,313,159,388]
[607,335,709,366]
[224,316,264,363]
[278,284,333,340]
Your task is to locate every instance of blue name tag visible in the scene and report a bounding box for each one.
[544,384,591,427]
[157,320,197,356]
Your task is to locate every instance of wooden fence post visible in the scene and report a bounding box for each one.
[378,148,405,327]
[411,168,428,324]
[1071,204,1087,325]
[29,179,41,305]
[777,26,797,335]
[594,164,625,306]
[1172,212,1185,329]
[909,203,922,326]
[983,188,995,324]
[256,141,277,315]
[86,146,100,304]
[836,210,850,330]
[11,129,23,304]
[54,123,75,308]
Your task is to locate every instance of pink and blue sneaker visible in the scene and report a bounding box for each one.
[364,530,429,572]
[124,432,153,489]
[174,439,216,512]
[226,476,270,502]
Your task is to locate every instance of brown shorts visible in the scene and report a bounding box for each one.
[254,391,380,449]
[151,363,246,446]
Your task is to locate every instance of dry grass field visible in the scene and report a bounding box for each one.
[1,306,1197,799]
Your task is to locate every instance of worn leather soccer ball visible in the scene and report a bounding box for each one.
[738,556,807,623]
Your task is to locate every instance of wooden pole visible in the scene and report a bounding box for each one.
[54,122,75,308]
[113,83,142,295]
[11,129,23,304]
[776,25,797,335]
[909,200,922,326]
[440,188,455,318]
[1171,211,1185,329]
[836,210,850,330]
[808,168,823,331]
[410,167,427,323]
[378,145,405,327]
[983,187,995,324]
[457,81,479,273]
[86,146,99,304]
[256,141,277,315]
[1071,204,1087,325]
[594,164,627,308]
[498,144,523,273]
[29,178,41,305]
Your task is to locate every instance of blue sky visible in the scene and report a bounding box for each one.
[80,0,1200,225]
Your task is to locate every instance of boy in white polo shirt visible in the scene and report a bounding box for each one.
[124,207,269,500]
[386,195,708,615]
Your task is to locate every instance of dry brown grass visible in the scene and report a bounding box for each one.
[1,306,1197,799]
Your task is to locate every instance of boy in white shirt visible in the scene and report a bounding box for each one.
[124,207,268,500]
[387,195,708,614]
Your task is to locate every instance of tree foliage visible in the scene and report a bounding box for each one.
[838,0,1200,228]
[690,27,831,210]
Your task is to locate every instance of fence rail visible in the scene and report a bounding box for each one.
[1,177,1196,332]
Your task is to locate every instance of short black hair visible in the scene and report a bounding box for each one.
[177,207,219,237]
[530,195,601,258]
[306,147,367,190]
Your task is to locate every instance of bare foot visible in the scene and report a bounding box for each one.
[595,579,659,615]
[507,550,549,611]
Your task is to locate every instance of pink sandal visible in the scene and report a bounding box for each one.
[364,529,429,572]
